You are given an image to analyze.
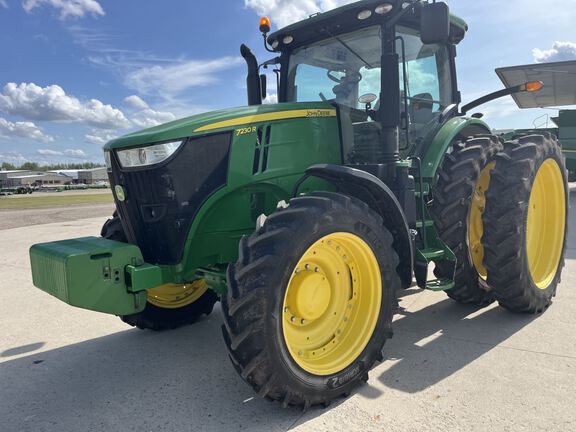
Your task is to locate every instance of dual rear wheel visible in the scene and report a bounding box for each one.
[434,133,567,312]
[483,134,567,312]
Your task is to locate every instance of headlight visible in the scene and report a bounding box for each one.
[104,151,112,171]
[116,140,183,168]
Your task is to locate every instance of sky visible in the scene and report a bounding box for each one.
[0,0,575,165]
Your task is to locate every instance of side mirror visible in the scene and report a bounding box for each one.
[420,2,450,45]
[260,74,267,100]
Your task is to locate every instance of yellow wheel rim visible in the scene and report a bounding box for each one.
[147,279,208,309]
[526,159,566,289]
[469,162,495,279]
[282,232,382,376]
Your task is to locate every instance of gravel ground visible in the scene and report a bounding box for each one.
[0,192,574,431]
[2,189,111,199]
[0,203,114,230]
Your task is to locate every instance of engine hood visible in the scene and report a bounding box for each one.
[103,102,336,151]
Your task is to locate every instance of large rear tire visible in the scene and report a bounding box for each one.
[482,134,568,313]
[101,213,218,330]
[222,192,399,408]
[431,135,502,306]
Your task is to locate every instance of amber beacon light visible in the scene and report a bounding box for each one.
[260,16,271,34]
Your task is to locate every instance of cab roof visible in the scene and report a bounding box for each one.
[267,0,468,52]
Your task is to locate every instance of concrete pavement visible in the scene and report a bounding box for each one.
[1,195,575,432]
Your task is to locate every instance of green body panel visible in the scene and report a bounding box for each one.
[30,103,341,314]
[172,106,341,282]
[29,237,166,315]
[419,117,490,179]
[104,102,335,150]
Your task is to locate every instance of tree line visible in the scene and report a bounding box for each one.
[1,161,105,171]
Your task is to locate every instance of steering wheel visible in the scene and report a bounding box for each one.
[327,70,362,84]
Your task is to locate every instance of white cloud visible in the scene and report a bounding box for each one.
[37,148,87,158]
[123,95,177,128]
[125,57,243,97]
[85,129,117,145]
[131,108,176,128]
[533,41,576,63]
[263,92,278,104]
[37,149,62,156]
[0,82,130,129]
[64,148,86,158]
[0,117,54,142]
[245,0,355,28]
[22,0,104,20]
[0,0,8,8]
[124,95,149,110]
[469,94,519,121]
[0,152,28,164]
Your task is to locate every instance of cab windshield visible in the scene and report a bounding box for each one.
[286,26,382,110]
[285,25,453,157]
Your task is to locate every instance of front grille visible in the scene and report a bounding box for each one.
[109,133,231,264]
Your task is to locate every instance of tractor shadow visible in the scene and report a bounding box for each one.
[0,295,540,432]
[0,309,306,432]
[367,191,575,394]
[372,291,538,394]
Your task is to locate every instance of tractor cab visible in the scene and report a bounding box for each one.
[258,0,467,165]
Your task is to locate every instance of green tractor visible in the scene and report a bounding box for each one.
[29,0,568,408]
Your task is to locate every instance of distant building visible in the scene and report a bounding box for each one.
[6,173,72,187]
[78,167,108,184]
[1,167,107,188]
[47,170,80,181]
[1,170,34,188]
[0,170,32,180]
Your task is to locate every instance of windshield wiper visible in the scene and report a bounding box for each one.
[321,27,373,69]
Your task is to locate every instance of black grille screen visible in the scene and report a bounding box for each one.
[110,133,231,264]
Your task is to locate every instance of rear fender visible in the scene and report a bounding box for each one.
[420,117,491,179]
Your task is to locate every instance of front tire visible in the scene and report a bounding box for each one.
[101,213,218,330]
[482,134,568,313]
[222,192,400,408]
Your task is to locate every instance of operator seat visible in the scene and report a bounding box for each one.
[410,93,434,136]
